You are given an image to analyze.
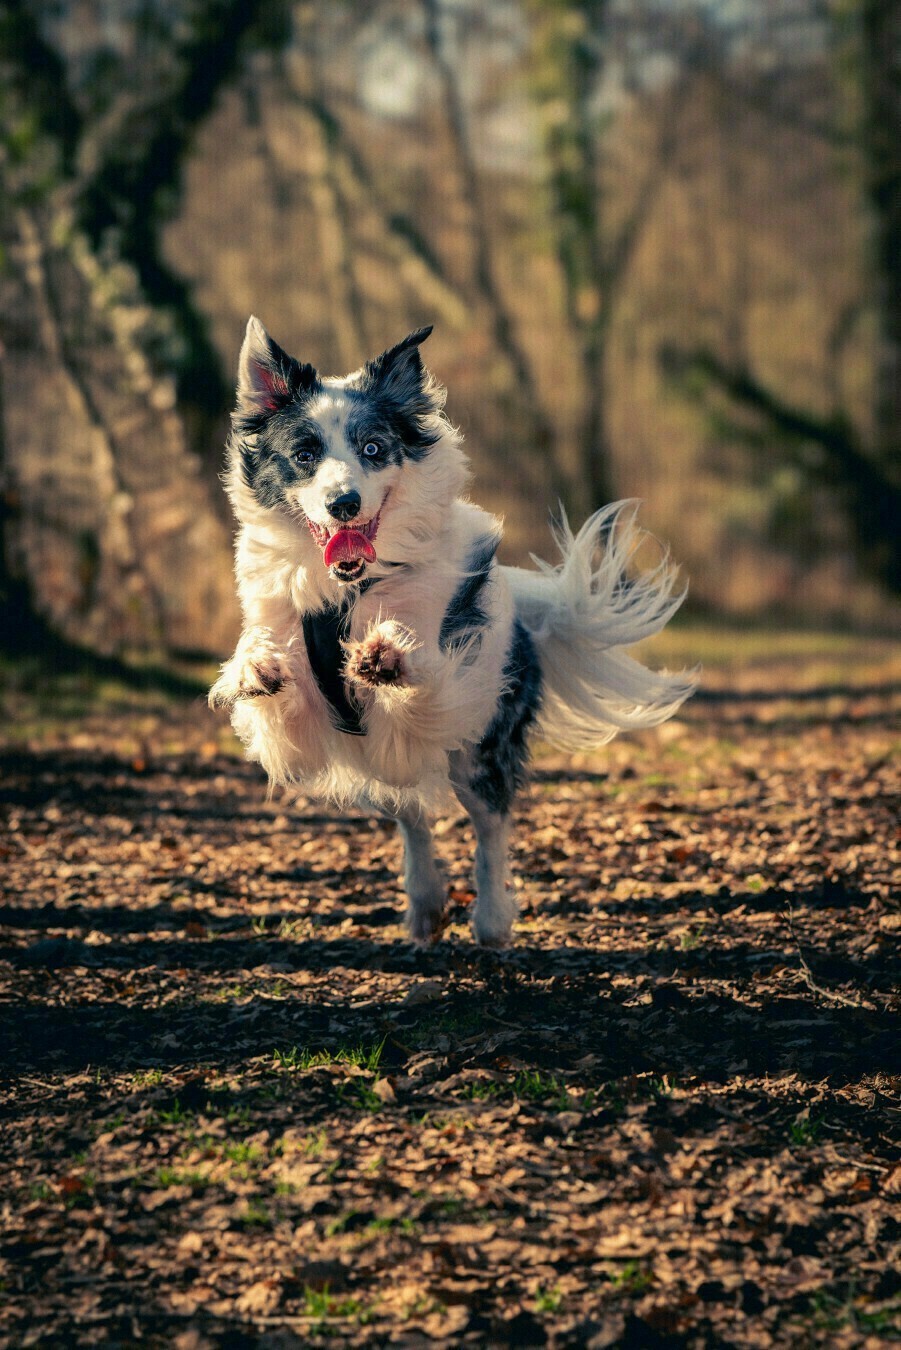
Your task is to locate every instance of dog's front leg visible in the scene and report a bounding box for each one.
[399,814,447,943]
[208,624,293,707]
[378,802,448,943]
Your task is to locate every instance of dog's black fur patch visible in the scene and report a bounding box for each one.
[343,410,404,470]
[236,407,327,504]
[302,605,366,736]
[464,620,542,815]
[440,530,501,649]
[341,388,440,464]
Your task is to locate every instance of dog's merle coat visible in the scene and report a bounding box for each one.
[439,530,501,651]
[462,621,542,815]
[210,316,694,946]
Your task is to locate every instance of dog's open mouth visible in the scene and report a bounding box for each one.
[306,506,383,583]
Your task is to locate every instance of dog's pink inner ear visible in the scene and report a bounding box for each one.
[237,318,319,416]
[251,363,289,410]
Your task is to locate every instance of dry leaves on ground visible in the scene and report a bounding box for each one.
[0,661,899,1347]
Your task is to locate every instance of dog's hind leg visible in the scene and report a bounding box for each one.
[450,621,542,947]
[450,773,515,947]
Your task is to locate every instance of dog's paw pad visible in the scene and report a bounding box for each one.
[345,633,409,687]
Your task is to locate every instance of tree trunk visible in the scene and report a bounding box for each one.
[861,0,901,484]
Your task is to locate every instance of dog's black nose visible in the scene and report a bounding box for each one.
[327,491,362,523]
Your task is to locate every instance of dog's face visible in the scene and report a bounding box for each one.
[231,318,441,583]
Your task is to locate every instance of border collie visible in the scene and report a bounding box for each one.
[210,320,695,946]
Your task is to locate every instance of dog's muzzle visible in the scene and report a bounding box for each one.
[306,504,384,582]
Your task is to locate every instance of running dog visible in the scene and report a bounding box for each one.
[209,319,695,945]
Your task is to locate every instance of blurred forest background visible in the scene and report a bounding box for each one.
[1,0,899,664]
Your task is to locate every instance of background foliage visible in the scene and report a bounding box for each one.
[1,0,899,659]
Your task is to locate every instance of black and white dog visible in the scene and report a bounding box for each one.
[210,320,694,946]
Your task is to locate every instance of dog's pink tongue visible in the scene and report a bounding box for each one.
[323,530,377,567]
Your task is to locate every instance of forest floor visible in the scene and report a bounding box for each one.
[0,627,899,1348]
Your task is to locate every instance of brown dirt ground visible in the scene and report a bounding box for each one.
[0,631,899,1348]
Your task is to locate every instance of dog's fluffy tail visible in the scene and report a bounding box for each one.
[505,501,697,751]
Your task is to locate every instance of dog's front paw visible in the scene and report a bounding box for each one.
[344,621,417,689]
[209,627,292,707]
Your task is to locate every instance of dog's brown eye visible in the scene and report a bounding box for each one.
[362,442,380,458]
[295,448,315,464]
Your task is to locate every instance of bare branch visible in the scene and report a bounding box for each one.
[660,344,901,591]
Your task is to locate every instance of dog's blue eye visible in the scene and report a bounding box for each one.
[294,448,314,464]
[362,442,380,457]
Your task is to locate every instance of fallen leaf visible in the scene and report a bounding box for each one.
[401,979,444,1007]
[235,1279,281,1315]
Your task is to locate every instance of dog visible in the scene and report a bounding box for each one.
[209,319,695,946]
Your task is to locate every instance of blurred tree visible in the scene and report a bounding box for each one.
[529,0,692,516]
[0,0,244,656]
[656,1,901,594]
[659,344,901,591]
[861,0,901,503]
[421,0,567,507]
[530,0,612,511]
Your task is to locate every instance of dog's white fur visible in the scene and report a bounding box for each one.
[210,318,695,945]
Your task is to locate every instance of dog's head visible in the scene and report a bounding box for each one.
[229,318,455,584]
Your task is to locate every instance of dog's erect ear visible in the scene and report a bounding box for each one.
[236,316,318,418]
[363,326,434,401]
